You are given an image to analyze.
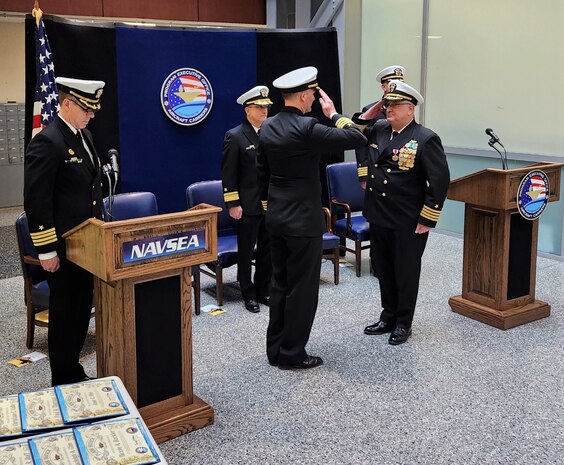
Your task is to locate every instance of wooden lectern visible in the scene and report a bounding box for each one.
[62,204,221,442]
[447,162,562,329]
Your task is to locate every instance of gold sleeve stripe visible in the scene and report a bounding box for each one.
[335,117,354,129]
[420,205,441,221]
[30,228,56,239]
[31,228,57,246]
[358,167,368,177]
[32,235,58,246]
[261,200,268,210]
[223,192,240,202]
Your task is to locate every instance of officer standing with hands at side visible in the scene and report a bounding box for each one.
[258,66,367,370]
[24,77,105,386]
[221,85,273,313]
[354,80,450,345]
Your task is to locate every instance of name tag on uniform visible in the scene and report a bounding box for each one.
[246,144,256,151]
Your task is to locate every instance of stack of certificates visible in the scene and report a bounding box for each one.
[0,378,161,464]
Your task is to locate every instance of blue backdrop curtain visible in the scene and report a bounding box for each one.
[25,16,344,213]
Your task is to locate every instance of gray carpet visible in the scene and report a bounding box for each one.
[0,233,562,465]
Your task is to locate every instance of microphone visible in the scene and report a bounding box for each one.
[108,149,119,174]
[485,128,500,143]
[485,128,507,170]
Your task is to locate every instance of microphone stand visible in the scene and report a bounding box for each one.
[488,138,508,170]
[103,165,118,221]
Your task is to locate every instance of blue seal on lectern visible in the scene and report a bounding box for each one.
[517,170,549,220]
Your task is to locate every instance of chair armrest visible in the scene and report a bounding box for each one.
[331,199,353,235]
[23,255,41,266]
[322,207,333,233]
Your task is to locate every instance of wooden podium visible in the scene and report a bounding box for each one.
[447,162,562,329]
[62,204,221,442]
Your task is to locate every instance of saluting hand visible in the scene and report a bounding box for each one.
[361,99,384,120]
[41,256,60,273]
[318,88,337,118]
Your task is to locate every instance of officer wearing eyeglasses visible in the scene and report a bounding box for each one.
[354,81,450,345]
[221,85,273,313]
[24,77,105,385]
[355,66,406,187]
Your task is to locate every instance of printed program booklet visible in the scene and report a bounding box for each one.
[0,395,23,439]
[55,378,129,424]
[0,441,34,464]
[18,389,65,433]
[74,417,160,465]
[29,432,82,465]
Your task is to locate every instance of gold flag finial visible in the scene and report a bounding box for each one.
[31,1,43,27]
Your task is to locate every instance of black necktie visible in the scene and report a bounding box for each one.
[391,131,399,140]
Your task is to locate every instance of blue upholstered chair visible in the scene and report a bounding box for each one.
[102,191,201,314]
[103,191,159,221]
[15,212,51,348]
[326,162,370,277]
[322,208,340,285]
[186,180,238,306]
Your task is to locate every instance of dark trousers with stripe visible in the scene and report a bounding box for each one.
[236,214,271,300]
[369,224,429,329]
[266,234,322,365]
[47,257,93,386]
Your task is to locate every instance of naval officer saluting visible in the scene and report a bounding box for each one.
[257,66,367,370]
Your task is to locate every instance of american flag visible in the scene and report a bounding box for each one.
[32,16,58,138]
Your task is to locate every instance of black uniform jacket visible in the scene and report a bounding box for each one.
[354,98,387,181]
[24,115,104,255]
[362,119,450,230]
[257,106,367,237]
[221,119,263,215]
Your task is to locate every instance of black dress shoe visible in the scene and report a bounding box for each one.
[278,355,323,370]
[364,320,394,335]
[244,298,260,313]
[257,295,270,306]
[388,327,412,345]
[268,360,278,367]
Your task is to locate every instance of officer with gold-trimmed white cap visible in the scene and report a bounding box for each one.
[24,76,106,386]
[221,85,273,313]
[357,79,450,346]
[55,77,105,112]
[257,66,367,370]
[354,65,407,184]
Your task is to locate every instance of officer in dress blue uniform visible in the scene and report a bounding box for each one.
[354,81,450,345]
[355,65,406,183]
[221,86,273,313]
[24,77,105,385]
[257,67,367,369]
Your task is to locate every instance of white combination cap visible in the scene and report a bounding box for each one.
[384,80,423,105]
[56,77,105,111]
[236,85,273,106]
[272,66,319,93]
[376,65,405,83]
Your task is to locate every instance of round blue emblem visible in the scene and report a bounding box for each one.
[517,170,549,220]
[160,68,213,126]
